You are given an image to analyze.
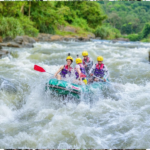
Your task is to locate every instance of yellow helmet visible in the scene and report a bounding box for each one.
[76,58,82,64]
[82,51,88,57]
[66,53,73,62]
[66,56,73,62]
[97,56,103,62]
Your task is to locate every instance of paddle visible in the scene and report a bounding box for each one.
[90,74,110,83]
[92,74,113,86]
[34,65,53,75]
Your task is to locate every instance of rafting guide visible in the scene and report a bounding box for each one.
[82,51,93,77]
[89,56,109,83]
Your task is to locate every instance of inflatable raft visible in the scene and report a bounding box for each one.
[45,78,109,98]
[45,78,89,98]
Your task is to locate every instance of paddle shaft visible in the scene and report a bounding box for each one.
[93,75,105,82]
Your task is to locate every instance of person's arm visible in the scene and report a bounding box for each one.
[54,65,64,77]
[103,65,109,80]
[89,64,95,75]
[76,68,81,77]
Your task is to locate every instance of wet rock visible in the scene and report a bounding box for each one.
[14,36,23,44]
[0,36,3,43]
[0,50,8,55]
[50,35,63,41]
[63,35,76,41]
[78,36,90,41]
[37,33,52,41]
[22,42,34,48]
[64,26,76,33]
[0,43,9,47]
[33,37,39,42]
[3,36,13,42]
[95,37,101,40]
[14,36,36,44]
[0,77,17,93]
[7,42,21,48]
[87,33,95,39]
[0,48,9,58]
[113,38,129,43]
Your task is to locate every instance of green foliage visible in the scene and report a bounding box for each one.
[122,22,133,34]
[95,25,121,40]
[71,17,93,32]
[141,23,150,39]
[61,2,107,28]
[72,18,88,29]
[125,23,150,41]
[0,1,107,38]
[19,16,39,37]
[141,34,150,42]
[126,34,140,41]
[95,26,109,39]
[0,17,24,38]
[40,24,55,35]
[99,2,150,35]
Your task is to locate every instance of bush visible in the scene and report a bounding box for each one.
[19,16,39,37]
[95,25,121,39]
[39,24,55,34]
[72,17,93,32]
[0,17,24,38]
[141,22,150,39]
[111,28,121,38]
[126,34,140,41]
[95,26,109,39]
[141,34,150,42]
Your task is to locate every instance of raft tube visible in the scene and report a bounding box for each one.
[45,78,109,98]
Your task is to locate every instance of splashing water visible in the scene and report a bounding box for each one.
[0,40,150,148]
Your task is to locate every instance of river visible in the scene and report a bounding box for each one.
[0,40,150,148]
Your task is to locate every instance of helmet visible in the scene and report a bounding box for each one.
[66,56,73,62]
[97,56,103,62]
[66,53,73,62]
[82,51,88,56]
[76,58,82,64]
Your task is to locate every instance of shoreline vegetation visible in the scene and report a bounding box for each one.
[0,1,150,45]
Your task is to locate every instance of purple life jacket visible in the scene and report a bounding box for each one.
[60,65,73,78]
[75,64,86,79]
[94,63,105,78]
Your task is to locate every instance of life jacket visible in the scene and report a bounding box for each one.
[83,57,90,65]
[75,64,86,79]
[94,63,105,78]
[60,65,73,78]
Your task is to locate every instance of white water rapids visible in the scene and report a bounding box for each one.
[0,40,150,148]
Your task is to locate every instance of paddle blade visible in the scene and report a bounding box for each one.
[80,73,86,78]
[34,65,46,72]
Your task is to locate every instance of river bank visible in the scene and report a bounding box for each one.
[0,33,129,49]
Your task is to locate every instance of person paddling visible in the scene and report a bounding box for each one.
[54,53,73,80]
[74,55,87,85]
[82,51,93,77]
[89,56,109,83]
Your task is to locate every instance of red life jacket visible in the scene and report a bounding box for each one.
[83,57,90,65]
[64,65,72,71]
[96,63,104,69]
[60,65,73,78]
